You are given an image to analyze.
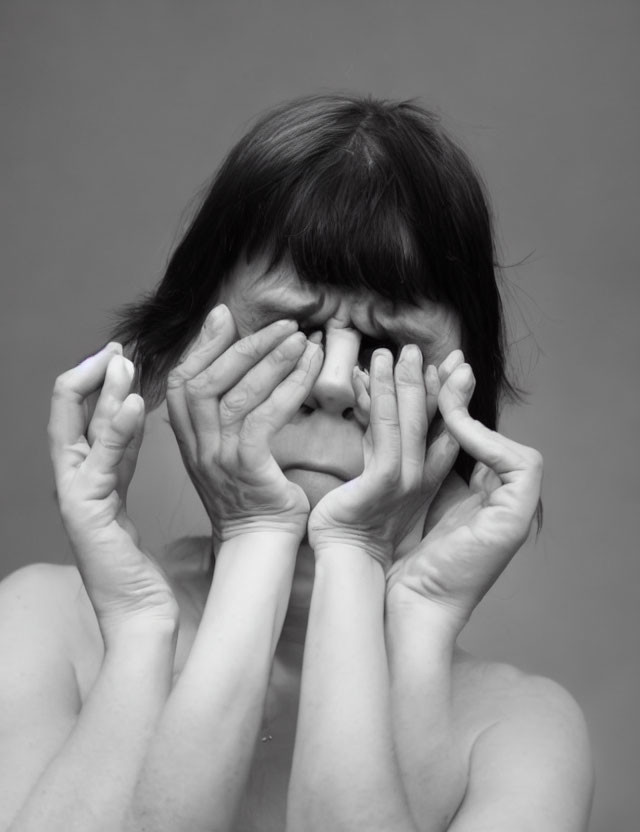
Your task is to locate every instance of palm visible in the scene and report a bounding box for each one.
[387,463,535,617]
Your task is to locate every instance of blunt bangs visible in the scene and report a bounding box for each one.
[238,128,428,305]
[213,95,492,310]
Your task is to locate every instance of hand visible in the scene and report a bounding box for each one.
[307,346,462,567]
[165,304,324,545]
[386,363,543,631]
[48,344,177,636]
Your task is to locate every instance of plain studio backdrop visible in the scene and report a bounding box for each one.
[2,2,638,829]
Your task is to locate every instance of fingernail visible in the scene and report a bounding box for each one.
[205,304,226,327]
[373,349,393,371]
[114,355,134,380]
[401,344,422,363]
[458,364,475,393]
[276,318,298,330]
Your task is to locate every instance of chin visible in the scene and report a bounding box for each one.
[284,468,345,508]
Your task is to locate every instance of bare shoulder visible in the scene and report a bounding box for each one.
[0,564,91,720]
[0,561,85,632]
[452,648,590,737]
[450,650,594,831]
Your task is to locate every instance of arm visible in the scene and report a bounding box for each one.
[288,345,447,831]
[385,363,593,830]
[126,530,299,832]
[6,311,322,831]
[288,547,416,832]
[7,616,176,832]
[0,565,173,832]
[385,600,467,832]
[4,344,180,832]
[125,304,324,831]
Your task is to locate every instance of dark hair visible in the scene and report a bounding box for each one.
[110,93,517,480]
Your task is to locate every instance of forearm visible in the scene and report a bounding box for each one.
[128,532,299,832]
[288,546,417,832]
[9,623,176,832]
[385,591,467,832]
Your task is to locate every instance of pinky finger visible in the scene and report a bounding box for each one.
[439,366,543,495]
[79,395,145,496]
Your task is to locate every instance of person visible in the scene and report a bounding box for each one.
[0,94,593,832]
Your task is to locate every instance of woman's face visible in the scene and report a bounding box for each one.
[217,255,462,506]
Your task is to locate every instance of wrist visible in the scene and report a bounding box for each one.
[385,583,467,641]
[311,534,392,569]
[216,515,307,545]
[102,614,179,655]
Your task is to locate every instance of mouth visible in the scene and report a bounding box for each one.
[283,464,354,482]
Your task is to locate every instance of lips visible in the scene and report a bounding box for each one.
[283,464,355,482]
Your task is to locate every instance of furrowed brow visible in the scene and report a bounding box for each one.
[253,296,325,322]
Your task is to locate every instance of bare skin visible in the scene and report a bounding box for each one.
[0,256,593,831]
[0,533,591,832]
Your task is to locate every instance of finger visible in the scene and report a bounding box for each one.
[394,344,428,483]
[165,306,235,456]
[422,422,459,496]
[117,403,146,500]
[351,366,371,428]
[88,355,136,445]
[425,363,440,427]
[170,304,238,382]
[78,394,145,499]
[241,340,324,447]
[439,365,543,502]
[437,349,465,385]
[469,461,502,496]
[175,315,299,395]
[48,343,123,479]
[366,349,401,483]
[216,331,308,431]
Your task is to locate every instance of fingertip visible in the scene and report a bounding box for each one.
[437,349,465,382]
[438,364,475,420]
[425,363,440,393]
[452,363,475,394]
[125,392,145,412]
[441,363,474,394]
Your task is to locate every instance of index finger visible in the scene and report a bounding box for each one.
[47,343,123,456]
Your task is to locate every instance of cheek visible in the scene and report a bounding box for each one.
[429,315,463,366]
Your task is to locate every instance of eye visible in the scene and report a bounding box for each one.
[358,335,398,370]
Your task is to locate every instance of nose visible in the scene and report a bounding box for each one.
[308,326,361,416]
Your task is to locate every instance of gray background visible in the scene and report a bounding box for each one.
[2,2,638,829]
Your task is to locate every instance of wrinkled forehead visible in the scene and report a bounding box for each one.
[219,255,461,347]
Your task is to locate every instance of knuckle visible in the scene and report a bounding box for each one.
[166,367,186,389]
[523,447,544,474]
[234,336,261,361]
[97,433,125,453]
[220,388,250,421]
[184,373,212,398]
[394,363,419,384]
[51,374,74,399]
